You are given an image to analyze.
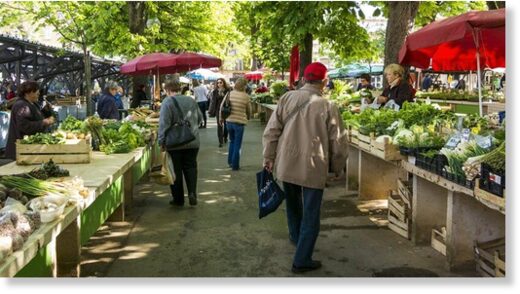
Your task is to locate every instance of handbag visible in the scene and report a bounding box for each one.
[149,151,176,185]
[256,169,285,219]
[221,92,231,119]
[165,97,196,149]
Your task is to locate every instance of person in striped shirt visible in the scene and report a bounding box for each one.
[219,77,251,171]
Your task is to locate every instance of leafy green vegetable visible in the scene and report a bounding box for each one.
[20,133,65,145]
[59,115,84,132]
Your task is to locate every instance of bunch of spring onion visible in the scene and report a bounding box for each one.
[0,175,70,198]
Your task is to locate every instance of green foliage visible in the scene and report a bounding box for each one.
[270,81,288,99]
[398,102,443,128]
[59,115,84,132]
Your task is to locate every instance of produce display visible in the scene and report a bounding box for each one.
[341,99,506,194]
[415,90,505,102]
[20,132,65,145]
[28,160,70,180]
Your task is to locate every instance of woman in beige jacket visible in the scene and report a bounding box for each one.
[219,77,251,170]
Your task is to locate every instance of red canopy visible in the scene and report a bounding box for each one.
[120,53,178,76]
[399,9,505,71]
[244,71,263,81]
[120,52,222,75]
[289,45,300,89]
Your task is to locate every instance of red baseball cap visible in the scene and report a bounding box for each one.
[304,62,327,81]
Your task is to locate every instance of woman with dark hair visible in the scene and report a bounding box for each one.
[208,78,230,147]
[97,81,120,120]
[130,84,147,109]
[5,80,56,160]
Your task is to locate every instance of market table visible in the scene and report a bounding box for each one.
[400,160,505,271]
[0,143,155,277]
[346,143,505,271]
[258,103,277,123]
[345,142,407,200]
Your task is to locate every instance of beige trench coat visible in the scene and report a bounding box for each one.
[262,83,348,190]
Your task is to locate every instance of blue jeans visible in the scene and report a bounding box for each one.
[227,122,245,170]
[283,182,323,267]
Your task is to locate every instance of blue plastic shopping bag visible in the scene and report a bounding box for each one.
[256,169,285,219]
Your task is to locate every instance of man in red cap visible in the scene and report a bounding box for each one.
[262,62,348,273]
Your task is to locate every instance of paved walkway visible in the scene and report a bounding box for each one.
[80,118,472,277]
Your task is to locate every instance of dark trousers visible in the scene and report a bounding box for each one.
[168,148,199,205]
[216,113,228,144]
[198,101,208,127]
[283,182,324,267]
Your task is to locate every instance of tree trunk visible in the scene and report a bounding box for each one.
[128,1,148,103]
[383,1,420,88]
[250,22,260,70]
[486,1,505,10]
[299,33,313,80]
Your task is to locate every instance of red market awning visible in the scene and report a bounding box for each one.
[121,52,222,76]
[244,71,263,81]
[399,9,505,71]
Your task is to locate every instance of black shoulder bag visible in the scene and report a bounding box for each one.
[221,92,232,120]
[165,97,196,149]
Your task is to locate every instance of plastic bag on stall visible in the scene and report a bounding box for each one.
[0,197,27,214]
[384,99,400,111]
[150,152,176,185]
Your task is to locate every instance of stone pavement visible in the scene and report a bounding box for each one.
[80,118,474,277]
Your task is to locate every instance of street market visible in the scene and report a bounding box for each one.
[0,0,510,285]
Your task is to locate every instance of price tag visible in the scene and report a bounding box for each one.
[461,128,471,142]
[445,135,461,149]
[475,135,493,149]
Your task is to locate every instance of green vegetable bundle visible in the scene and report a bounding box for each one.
[20,133,65,145]
[59,115,84,132]
[479,141,505,174]
[0,175,69,198]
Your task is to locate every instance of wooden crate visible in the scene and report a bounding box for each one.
[349,128,359,145]
[16,138,91,165]
[387,192,411,240]
[397,178,412,207]
[357,133,373,152]
[431,227,447,256]
[474,180,505,214]
[371,137,405,161]
[474,237,505,277]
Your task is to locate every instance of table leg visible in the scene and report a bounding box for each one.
[56,215,81,277]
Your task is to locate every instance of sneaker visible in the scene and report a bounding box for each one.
[188,193,197,206]
[291,260,322,274]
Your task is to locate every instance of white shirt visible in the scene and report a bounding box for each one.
[193,85,209,103]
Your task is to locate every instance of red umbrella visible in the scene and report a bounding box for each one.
[120,52,222,75]
[168,52,222,72]
[399,9,505,71]
[244,71,263,81]
[120,52,179,76]
[399,8,505,115]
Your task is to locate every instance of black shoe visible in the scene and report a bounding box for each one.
[291,261,322,274]
[188,193,197,206]
[169,200,184,207]
[290,238,297,247]
[200,125,206,129]
[224,138,228,144]
[219,143,223,148]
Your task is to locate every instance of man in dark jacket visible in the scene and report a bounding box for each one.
[130,84,147,109]
[97,81,120,120]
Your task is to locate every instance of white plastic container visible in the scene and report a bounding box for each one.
[28,194,68,223]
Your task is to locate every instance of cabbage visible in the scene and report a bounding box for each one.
[393,129,413,142]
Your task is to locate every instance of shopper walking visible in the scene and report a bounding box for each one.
[208,78,230,147]
[5,80,56,160]
[158,76,203,207]
[262,62,348,273]
[193,80,209,128]
[219,77,251,171]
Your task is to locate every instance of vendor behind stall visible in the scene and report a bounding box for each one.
[5,80,56,160]
[376,64,414,109]
[97,81,120,120]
